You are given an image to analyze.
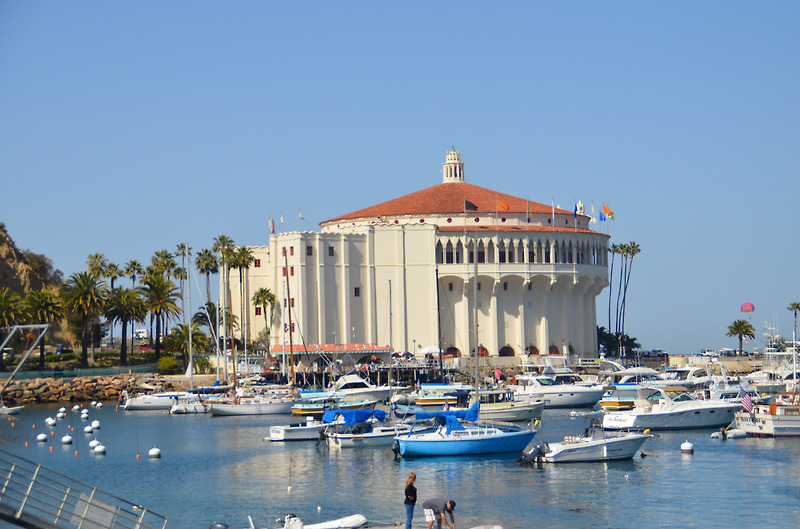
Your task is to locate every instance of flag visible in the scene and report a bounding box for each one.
[280,211,284,226]
[494,367,501,380]
[497,199,509,211]
[464,199,478,211]
[602,204,615,220]
[269,216,276,235]
[298,209,304,221]
[742,393,753,413]
[590,202,597,223]
[573,204,578,217]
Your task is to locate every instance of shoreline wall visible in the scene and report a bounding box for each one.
[2,376,185,404]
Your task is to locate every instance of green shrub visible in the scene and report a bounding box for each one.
[158,356,180,375]
[193,356,211,374]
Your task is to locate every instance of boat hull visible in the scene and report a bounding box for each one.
[602,405,738,430]
[396,427,536,456]
[735,410,800,437]
[327,424,413,448]
[543,434,650,462]
[269,422,327,441]
[209,400,294,416]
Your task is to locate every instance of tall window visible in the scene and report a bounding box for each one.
[328,246,335,257]
[254,259,261,268]
[307,246,313,256]
[354,287,360,297]
[255,307,262,316]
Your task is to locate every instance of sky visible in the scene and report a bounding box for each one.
[2,1,799,355]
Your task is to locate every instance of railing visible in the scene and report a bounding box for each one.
[0,448,168,529]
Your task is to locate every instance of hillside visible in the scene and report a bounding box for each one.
[0,223,47,295]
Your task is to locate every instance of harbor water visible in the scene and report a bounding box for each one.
[1,402,799,529]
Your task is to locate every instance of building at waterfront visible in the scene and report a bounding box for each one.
[224,150,610,365]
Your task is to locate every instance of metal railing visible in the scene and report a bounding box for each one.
[0,449,167,529]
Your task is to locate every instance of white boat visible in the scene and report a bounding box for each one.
[330,374,395,402]
[323,408,413,448]
[602,386,739,430]
[451,387,544,422]
[0,404,24,415]
[393,403,538,457]
[208,394,296,416]
[120,390,188,410]
[169,395,207,414]
[392,383,475,409]
[734,392,800,437]
[521,426,652,463]
[269,416,330,442]
[511,375,604,409]
[278,512,367,529]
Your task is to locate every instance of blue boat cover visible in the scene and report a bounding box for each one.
[321,408,386,425]
[414,402,480,434]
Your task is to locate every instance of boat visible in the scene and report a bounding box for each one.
[598,384,659,411]
[392,383,475,409]
[734,391,800,437]
[322,408,413,448]
[450,387,544,422]
[169,394,207,414]
[208,393,296,416]
[278,512,367,529]
[393,403,538,457]
[330,373,395,402]
[521,423,653,463]
[602,386,740,430]
[0,403,24,415]
[269,416,330,442]
[511,375,604,409]
[291,397,376,417]
[119,389,189,411]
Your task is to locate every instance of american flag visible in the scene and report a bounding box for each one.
[742,393,754,413]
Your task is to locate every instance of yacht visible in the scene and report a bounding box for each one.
[602,387,739,430]
[511,375,604,409]
[734,392,800,437]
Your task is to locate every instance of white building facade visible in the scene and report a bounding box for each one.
[225,150,610,362]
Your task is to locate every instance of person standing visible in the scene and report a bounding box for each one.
[404,472,417,529]
[422,497,456,529]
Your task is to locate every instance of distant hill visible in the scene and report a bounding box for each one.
[0,222,53,295]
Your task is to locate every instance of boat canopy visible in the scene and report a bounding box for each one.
[321,408,386,425]
[414,402,481,434]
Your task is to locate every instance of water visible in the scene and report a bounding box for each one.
[2,403,799,529]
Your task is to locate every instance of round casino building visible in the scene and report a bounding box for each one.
[226,150,610,366]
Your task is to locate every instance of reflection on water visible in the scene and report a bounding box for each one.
[1,404,799,529]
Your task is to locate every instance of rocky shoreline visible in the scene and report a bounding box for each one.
[1,375,187,404]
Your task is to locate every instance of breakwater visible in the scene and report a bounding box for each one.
[1,376,183,404]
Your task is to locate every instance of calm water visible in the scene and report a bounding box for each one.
[1,403,799,529]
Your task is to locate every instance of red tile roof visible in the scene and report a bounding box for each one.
[322,182,574,225]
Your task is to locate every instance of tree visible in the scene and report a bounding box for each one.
[619,241,641,343]
[176,243,192,325]
[726,319,756,356]
[104,262,122,348]
[61,272,108,368]
[231,246,254,346]
[252,287,275,353]
[124,260,144,353]
[23,289,63,370]
[0,287,23,372]
[213,235,235,352]
[789,302,800,346]
[165,323,209,369]
[86,253,108,279]
[142,275,181,360]
[195,249,218,304]
[106,287,146,365]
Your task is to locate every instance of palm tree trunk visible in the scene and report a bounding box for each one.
[121,319,128,366]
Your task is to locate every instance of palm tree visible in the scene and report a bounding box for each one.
[165,323,209,369]
[176,243,191,323]
[142,275,181,360]
[60,272,108,368]
[104,262,122,349]
[124,260,144,352]
[726,319,756,356]
[106,287,146,366]
[789,302,800,348]
[231,246,254,346]
[195,249,218,304]
[619,241,641,345]
[213,235,235,351]
[0,287,24,372]
[23,289,63,370]
[86,253,108,279]
[252,287,275,353]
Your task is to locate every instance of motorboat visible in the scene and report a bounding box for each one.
[450,387,544,422]
[393,403,538,457]
[277,512,367,529]
[735,391,800,437]
[598,384,659,411]
[330,374,396,402]
[392,383,474,409]
[0,403,24,415]
[602,386,739,430]
[521,424,652,463]
[511,375,604,409]
[269,416,330,442]
[322,408,413,448]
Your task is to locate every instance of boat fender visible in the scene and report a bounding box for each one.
[284,513,304,529]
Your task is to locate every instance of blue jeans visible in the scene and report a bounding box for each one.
[405,503,414,529]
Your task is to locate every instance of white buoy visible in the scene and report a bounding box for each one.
[91,401,97,407]
[91,420,100,429]
[36,433,48,442]
[45,417,57,427]
[89,439,100,448]
[59,407,66,413]
[93,444,106,455]
[61,435,73,445]
[680,441,694,454]
[148,447,161,459]
[72,405,81,411]
[84,425,94,434]
[81,412,90,420]
[95,402,103,408]
[56,412,66,419]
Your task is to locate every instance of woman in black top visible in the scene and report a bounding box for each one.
[404,472,417,529]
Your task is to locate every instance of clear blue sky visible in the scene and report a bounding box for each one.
[2,1,799,354]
